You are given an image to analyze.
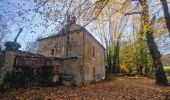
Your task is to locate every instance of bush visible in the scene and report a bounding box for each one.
[164,66,170,76]
[105,73,116,81]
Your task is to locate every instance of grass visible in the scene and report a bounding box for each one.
[163,66,170,71]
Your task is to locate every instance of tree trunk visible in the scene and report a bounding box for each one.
[113,41,120,73]
[107,51,113,73]
[146,31,168,85]
[139,0,169,86]
[160,0,170,36]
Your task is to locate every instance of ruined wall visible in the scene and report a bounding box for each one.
[37,36,66,57]
[83,32,105,83]
[3,51,16,69]
[16,57,46,69]
[45,58,84,85]
[43,58,62,71]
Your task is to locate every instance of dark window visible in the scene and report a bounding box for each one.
[51,49,54,55]
[80,65,83,73]
[92,46,95,57]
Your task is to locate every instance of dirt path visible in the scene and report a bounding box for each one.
[0,77,170,100]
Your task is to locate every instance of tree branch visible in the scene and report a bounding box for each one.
[124,12,142,16]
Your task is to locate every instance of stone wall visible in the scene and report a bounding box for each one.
[16,57,46,69]
[37,23,105,85]
[3,51,16,69]
[45,57,84,85]
[83,32,105,83]
[161,54,170,66]
[37,36,66,57]
[67,31,84,58]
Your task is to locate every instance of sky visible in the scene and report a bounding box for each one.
[0,0,170,54]
[0,0,60,50]
[0,0,41,48]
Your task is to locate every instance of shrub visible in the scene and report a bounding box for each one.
[105,73,116,81]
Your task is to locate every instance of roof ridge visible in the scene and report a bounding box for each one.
[37,23,105,49]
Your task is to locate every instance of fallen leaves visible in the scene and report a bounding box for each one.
[0,77,170,100]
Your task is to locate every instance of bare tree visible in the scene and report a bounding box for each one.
[0,15,9,48]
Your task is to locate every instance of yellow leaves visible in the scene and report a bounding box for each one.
[120,64,128,72]
[119,39,153,73]
[93,0,131,18]
[92,0,109,17]
[93,8,100,17]
[77,7,83,15]
[108,0,127,4]
[155,29,161,33]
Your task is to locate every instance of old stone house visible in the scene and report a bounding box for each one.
[161,54,170,66]
[37,17,105,85]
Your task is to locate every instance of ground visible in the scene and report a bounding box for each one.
[0,77,170,100]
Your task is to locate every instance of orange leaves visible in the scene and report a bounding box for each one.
[1,77,170,99]
[120,64,128,73]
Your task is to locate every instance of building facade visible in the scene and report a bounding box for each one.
[161,54,170,66]
[37,17,105,85]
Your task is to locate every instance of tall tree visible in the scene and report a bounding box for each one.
[160,0,170,36]
[138,0,168,85]
[93,0,131,74]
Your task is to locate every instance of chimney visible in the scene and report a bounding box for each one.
[66,13,76,24]
[71,16,76,23]
[66,13,71,23]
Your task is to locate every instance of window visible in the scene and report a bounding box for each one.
[51,49,54,55]
[80,65,83,72]
[92,46,96,57]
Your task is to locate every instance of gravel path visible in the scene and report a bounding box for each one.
[0,77,170,100]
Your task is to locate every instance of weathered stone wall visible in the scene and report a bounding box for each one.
[16,57,46,69]
[38,36,66,57]
[72,58,84,85]
[3,51,16,69]
[83,32,105,83]
[37,23,105,85]
[45,58,84,85]
[46,58,62,69]
[61,58,84,85]
[161,54,170,66]
[67,31,84,58]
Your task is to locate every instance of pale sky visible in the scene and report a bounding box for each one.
[0,0,170,54]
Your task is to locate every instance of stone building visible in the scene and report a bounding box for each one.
[37,17,105,85]
[161,54,170,66]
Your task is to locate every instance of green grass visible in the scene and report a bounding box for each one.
[163,66,170,71]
